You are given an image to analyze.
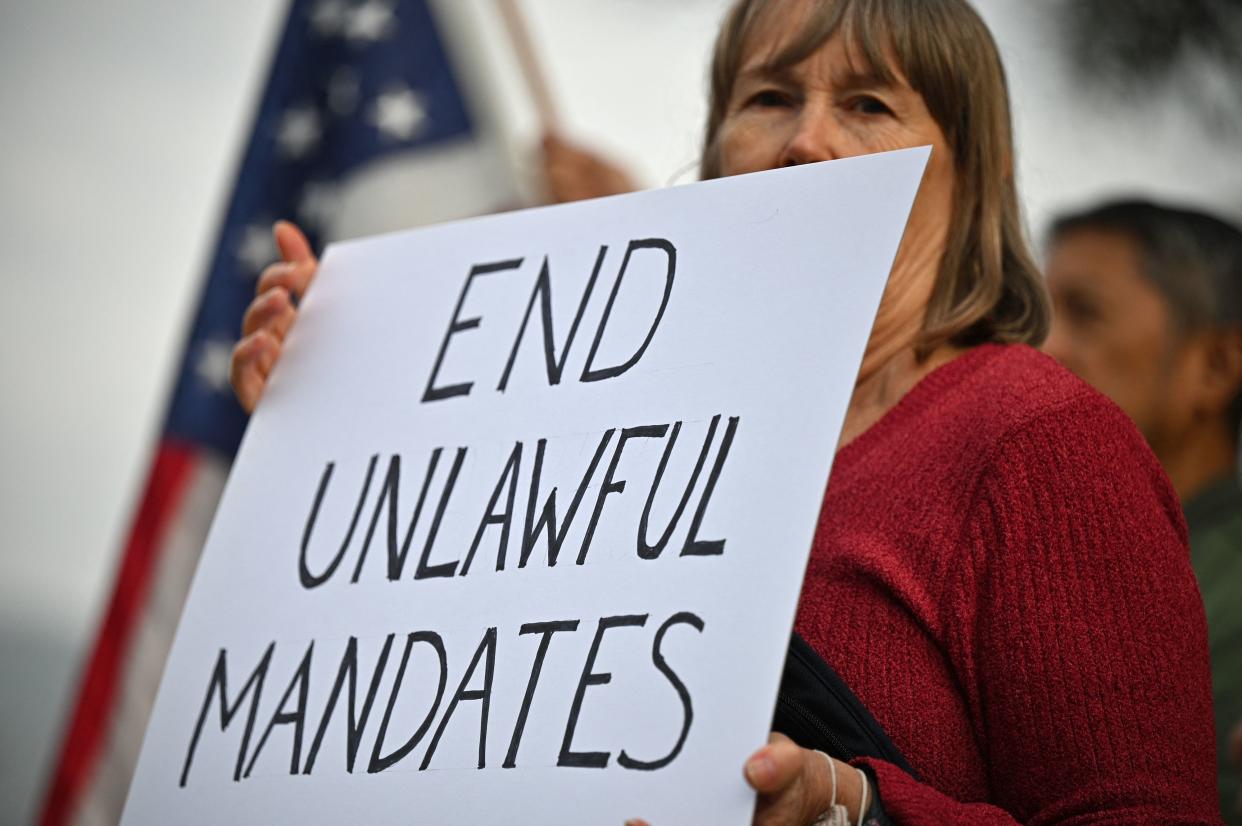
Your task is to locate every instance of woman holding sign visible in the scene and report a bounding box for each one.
[232,0,1221,823]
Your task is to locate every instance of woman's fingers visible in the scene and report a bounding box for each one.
[230,330,282,414]
[231,220,317,413]
[255,260,315,300]
[626,735,836,826]
[744,734,805,793]
[241,287,295,339]
[274,219,315,266]
[746,734,841,826]
[256,222,318,300]
[748,735,807,826]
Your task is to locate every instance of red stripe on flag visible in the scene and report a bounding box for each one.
[40,441,198,826]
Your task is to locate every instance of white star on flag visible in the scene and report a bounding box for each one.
[297,181,340,231]
[276,104,322,159]
[369,84,428,141]
[235,223,276,275]
[194,338,235,393]
[345,0,397,42]
[310,0,347,36]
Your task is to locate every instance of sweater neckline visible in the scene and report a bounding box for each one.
[835,343,1003,465]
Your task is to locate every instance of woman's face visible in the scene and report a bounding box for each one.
[715,12,958,372]
[716,29,953,178]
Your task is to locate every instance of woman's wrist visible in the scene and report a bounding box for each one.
[812,752,866,824]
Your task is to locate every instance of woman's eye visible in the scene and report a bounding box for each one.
[849,95,893,116]
[747,89,790,108]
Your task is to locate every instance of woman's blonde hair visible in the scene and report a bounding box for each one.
[701,0,1049,352]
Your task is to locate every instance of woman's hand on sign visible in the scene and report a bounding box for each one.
[624,733,863,826]
[230,220,317,414]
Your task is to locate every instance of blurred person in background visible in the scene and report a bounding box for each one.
[1044,199,1242,825]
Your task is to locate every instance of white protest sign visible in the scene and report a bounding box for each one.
[122,147,928,825]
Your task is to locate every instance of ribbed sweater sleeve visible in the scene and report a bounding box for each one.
[859,389,1221,824]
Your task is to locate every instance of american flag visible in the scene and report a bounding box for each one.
[40,2,522,822]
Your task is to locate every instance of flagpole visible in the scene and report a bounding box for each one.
[495,0,560,131]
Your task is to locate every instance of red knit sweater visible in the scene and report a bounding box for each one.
[794,344,1221,824]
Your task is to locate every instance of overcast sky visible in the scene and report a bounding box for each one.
[2,0,1239,820]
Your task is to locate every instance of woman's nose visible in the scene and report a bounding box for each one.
[780,104,840,167]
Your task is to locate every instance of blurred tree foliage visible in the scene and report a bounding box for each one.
[1058,0,1242,135]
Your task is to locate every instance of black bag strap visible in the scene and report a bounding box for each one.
[772,632,918,779]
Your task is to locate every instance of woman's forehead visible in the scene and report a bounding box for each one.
[737,0,905,86]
